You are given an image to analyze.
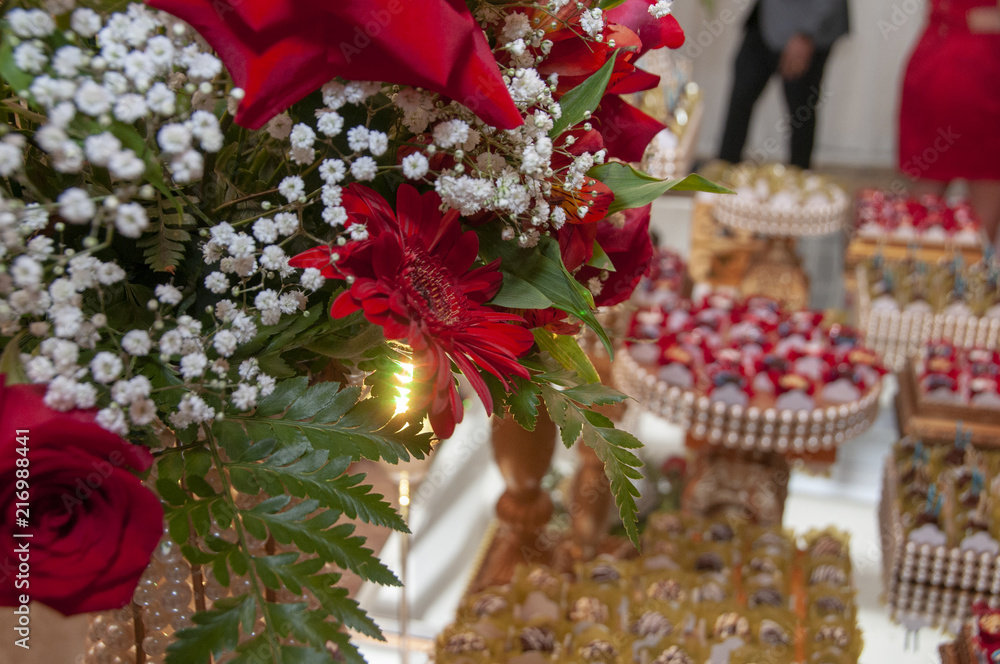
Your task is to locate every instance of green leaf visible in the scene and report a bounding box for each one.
[0,36,33,93]
[599,0,629,8]
[165,596,256,664]
[533,330,600,385]
[255,377,310,417]
[489,272,554,310]
[550,51,619,137]
[229,443,406,530]
[156,478,190,506]
[267,602,358,648]
[506,377,541,431]
[303,573,384,641]
[237,392,431,464]
[479,229,612,354]
[137,214,193,272]
[589,163,732,213]
[284,381,343,421]
[541,385,644,547]
[559,383,631,406]
[304,323,385,361]
[0,331,27,385]
[243,499,400,586]
[587,241,615,271]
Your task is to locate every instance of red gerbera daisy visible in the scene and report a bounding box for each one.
[290,184,534,439]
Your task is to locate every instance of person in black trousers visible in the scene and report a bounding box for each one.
[718,0,850,169]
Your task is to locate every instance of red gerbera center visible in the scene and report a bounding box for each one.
[401,249,463,329]
[290,184,534,439]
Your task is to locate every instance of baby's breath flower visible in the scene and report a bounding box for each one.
[278,175,305,202]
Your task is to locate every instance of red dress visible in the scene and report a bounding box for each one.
[899,0,1000,181]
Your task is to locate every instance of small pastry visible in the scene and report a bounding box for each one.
[472,594,508,618]
[519,626,556,653]
[714,612,750,639]
[814,595,847,616]
[760,619,792,646]
[695,551,725,572]
[814,625,850,649]
[633,610,673,637]
[443,632,488,654]
[647,578,685,602]
[578,639,618,663]
[748,587,783,608]
[809,565,847,587]
[569,596,609,624]
[652,646,693,664]
[589,563,621,583]
[706,522,735,542]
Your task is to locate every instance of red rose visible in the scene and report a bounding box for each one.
[579,204,656,308]
[519,204,654,330]
[528,0,685,161]
[0,379,163,615]
[149,0,522,131]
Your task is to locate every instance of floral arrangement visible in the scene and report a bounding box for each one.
[0,0,721,661]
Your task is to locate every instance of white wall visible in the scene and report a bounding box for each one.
[672,0,927,168]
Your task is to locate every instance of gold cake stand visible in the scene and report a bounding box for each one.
[613,349,881,526]
[713,191,849,310]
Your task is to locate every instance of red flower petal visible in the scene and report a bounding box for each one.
[578,204,655,307]
[148,0,523,130]
[605,0,686,53]
[0,379,162,615]
[592,94,667,162]
[300,184,531,439]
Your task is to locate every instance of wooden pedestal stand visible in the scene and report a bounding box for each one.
[688,199,762,287]
[682,432,838,527]
[469,408,557,593]
[739,236,810,310]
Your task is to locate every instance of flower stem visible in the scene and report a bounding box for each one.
[201,423,284,664]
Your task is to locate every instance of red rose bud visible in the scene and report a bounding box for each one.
[660,455,688,478]
[0,379,163,615]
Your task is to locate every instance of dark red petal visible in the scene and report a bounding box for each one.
[330,290,360,318]
[439,230,481,276]
[148,0,523,130]
[605,0,686,53]
[557,222,599,273]
[288,245,331,270]
[606,67,661,95]
[592,95,667,162]
[451,352,494,417]
[344,182,400,234]
[577,204,655,307]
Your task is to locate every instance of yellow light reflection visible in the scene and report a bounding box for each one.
[394,362,414,415]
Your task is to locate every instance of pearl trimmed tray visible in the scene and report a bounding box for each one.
[879,458,1000,631]
[612,348,881,453]
[855,265,1000,372]
[713,192,848,238]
